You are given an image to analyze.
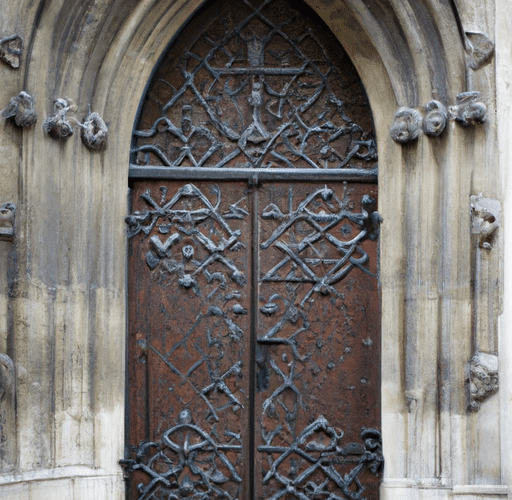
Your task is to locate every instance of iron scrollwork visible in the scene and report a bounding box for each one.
[131,0,377,171]
[121,410,243,500]
[259,417,383,500]
[124,183,248,499]
[258,184,381,345]
[256,184,382,499]
[126,183,247,292]
[125,0,381,497]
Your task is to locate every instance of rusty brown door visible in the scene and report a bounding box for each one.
[121,1,382,499]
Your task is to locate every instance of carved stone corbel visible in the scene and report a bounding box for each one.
[467,194,502,411]
[471,194,501,249]
[465,32,494,71]
[0,202,16,241]
[0,34,22,69]
[1,91,37,127]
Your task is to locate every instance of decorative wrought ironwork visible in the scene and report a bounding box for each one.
[125,181,249,499]
[126,183,247,292]
[132,0,377,171]
[258,417,383,500]
[255,182,382,499]
[258,184,381,345]
[125,182,382,498]
[126,1,381,498]
[121,409,243,500]
[123,328,246,498]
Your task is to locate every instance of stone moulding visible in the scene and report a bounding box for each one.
[0,202,16,242]
[466,352,498,412]
[391,92,487,143]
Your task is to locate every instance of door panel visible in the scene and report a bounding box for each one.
[123,180,381,500]
[255,182,380,499]
[126,181,252,500]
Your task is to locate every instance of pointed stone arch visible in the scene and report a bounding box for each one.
[2,0,503,499]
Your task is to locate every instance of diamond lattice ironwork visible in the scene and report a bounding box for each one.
[132,0,377,171]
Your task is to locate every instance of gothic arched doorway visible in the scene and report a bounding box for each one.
[122,1,382,498]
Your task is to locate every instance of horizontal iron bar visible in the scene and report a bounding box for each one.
[210,67,305,75]
[129,165,378,182]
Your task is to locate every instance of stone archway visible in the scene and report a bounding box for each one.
[0,1,503,499]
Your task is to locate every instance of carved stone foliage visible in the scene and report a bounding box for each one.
[451,92,487,126]
[471,194,501,250]
[390,92,487,143]
[0,203,16,242]
[81,111,108,150]
[423,100,448,137]
[389,108,422,143]
[41,99,108,149]
[466,353,498,412]
[468,194,501,412]
[1,91,37,127]
[43,98,74,139]
[465,32,495,71]
[0,35,22,69]
[132,0,377,171]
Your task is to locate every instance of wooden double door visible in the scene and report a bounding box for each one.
[124,178,381,500]
[122,0,381,498]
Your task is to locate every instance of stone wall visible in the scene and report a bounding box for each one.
[0,0,509,498]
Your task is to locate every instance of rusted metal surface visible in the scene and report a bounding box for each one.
[123,0,381,498]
